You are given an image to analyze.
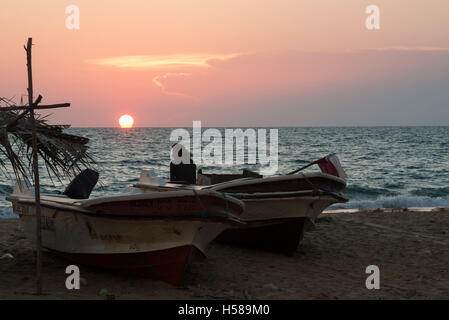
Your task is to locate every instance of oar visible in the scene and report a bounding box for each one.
[287,154,334,175]
[287,161,317,175]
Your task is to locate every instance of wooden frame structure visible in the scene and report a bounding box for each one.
[1,38,73,295]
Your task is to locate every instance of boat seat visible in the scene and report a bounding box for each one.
[63,169,99,199]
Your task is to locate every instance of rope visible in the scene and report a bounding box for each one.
[221,191,229,216]
[298,172,320,195]
[192,188,208,218]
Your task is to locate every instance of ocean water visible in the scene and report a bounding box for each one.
[1,127,448,218]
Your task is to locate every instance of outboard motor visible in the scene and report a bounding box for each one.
[170,162,196,184]
[170,143,196,184]
[63,169,99,199]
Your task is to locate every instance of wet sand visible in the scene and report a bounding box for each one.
[1,209,448,300]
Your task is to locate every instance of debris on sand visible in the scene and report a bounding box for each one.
[0,253,14,260]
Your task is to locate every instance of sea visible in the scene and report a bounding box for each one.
[1,126,449,218]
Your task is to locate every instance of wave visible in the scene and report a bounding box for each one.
[331,195,449,211]
[344,185,400,199]
[0,184,13,195]
[0,207,17,219]
[410,186,449,198]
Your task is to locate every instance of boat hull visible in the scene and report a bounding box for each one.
[11,198,234,285]
[216,217,307,253]
[215,195,336,253]
[208,174,347,252]
[239,195,338,222]
[51,245,200,285]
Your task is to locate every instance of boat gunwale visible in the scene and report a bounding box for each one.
[78,189,244,208]
[6,196,244,225]
[134,174,348,203]
[207,172,347,191]
[136,172,346,191]
[228,190,348,202]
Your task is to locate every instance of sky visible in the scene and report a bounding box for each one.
[1,0,449,127]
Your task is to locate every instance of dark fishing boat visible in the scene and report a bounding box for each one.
[135,154,348,253]
[198,170,347,253]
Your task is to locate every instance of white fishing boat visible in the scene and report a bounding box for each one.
[7,170,244,285]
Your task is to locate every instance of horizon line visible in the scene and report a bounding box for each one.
[67,125,449,129]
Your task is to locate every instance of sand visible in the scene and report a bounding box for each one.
[1,209,448,300]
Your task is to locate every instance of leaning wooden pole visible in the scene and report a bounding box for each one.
[25,37,43,295]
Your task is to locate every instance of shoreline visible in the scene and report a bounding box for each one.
[2,206,448,219]
[1,209,449,299]
[325,206,449,213]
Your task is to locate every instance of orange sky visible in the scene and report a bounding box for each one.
[1,0,449,126]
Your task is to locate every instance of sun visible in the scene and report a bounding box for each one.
[118,114,134,128]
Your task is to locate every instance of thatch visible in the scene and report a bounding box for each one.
[0,97,94,183]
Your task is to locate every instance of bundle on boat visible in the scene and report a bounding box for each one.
[0,97,94,182]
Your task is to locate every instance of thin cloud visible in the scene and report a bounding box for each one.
[86,53,242,99]
[152,73,198,100]
[85,53,241,69]
[369,46,449,52]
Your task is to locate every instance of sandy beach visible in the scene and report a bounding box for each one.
[1,209,448,300]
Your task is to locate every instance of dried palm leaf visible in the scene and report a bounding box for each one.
[0,98,95,183]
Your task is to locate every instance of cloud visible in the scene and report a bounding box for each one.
[86,53,243,99]
[85,53,241,69]
[152,73,198,100]
[362,46,449,52]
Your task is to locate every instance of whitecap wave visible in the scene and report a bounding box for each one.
[331,195,449,211]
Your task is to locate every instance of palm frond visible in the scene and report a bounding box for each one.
[0,98,95,183]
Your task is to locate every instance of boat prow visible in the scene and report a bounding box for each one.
[7,180,245,285]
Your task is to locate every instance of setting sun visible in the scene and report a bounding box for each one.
[118,114,134,128]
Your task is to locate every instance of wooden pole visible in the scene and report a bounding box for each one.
[0,103,70,112]
[25,37,43,295]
